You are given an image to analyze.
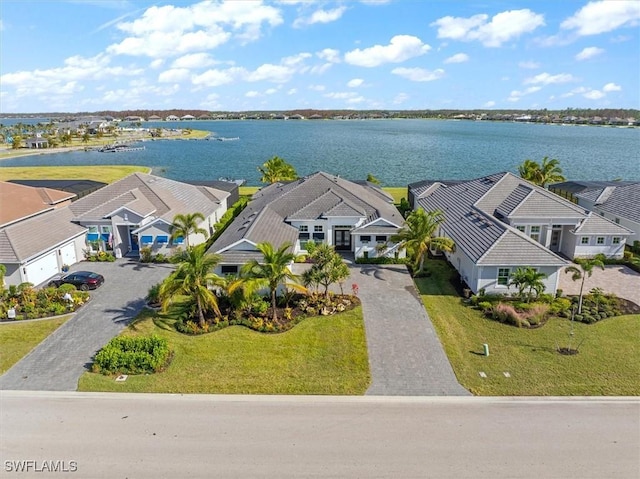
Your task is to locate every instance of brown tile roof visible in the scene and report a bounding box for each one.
[0,182,76,227]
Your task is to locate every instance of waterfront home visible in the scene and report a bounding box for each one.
[25,134,49,149]
[147,115,162,121]
[165,115,180,121]
[574,182,640,244]
[208,172,405,276]
[408,172,632,295]
[68,173,232,258]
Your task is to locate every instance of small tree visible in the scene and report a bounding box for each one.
[366,173,381,185]
[509,267,547,302]
[169,212,208,249]
[565,254,606,314]
[303,243,350,299]
[518,157,566,187]
[258,156,298,184]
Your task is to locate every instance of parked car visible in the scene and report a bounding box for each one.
[48,271,105,291]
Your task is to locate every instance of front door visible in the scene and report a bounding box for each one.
[550,229,561,251]
[129,227,139,252]
[334,229,351,251]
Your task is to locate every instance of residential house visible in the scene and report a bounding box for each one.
[181,115,196,121]
[8,179,107,200]
[25,134,49,149]
[208,172,404,276]
[548,180,635,204]
[68,173,232,258]
[147,115,162,121]
[165,115,180,121]
[574,182,640,244]
[0,182,76,227]
[409,172,632,295]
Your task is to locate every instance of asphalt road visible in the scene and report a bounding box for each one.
[1,392,638,479]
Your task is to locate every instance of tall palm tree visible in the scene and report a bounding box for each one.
[241,242,302,323]
[159,245,224,328]
[518,157,565,187]
[169,212,208,249]
[391,209,455,276]
[565,254,606,314]
[257,156,298,184]
[509,267,547,302]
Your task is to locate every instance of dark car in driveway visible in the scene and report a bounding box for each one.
[48,271,105,291]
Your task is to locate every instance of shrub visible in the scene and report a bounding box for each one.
[355,256,409,265]
[58,283,77,293]
[550,298,572,317]
[477,301,493,313]
[140,247,153,263]
[492,303,529,327]
[92,335,170,375]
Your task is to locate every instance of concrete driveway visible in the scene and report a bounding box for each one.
[558,264,640,306]
[0,259,174,391]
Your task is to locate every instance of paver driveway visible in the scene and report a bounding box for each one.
[0,259,173,391]
[558,264,640,306]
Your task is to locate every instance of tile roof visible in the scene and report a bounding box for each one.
[210,171,403,255]
[576,183,640,223]
[572,212,633,235]
[0,182,75,227]
[69,172,229,222]
[0,207,86,263]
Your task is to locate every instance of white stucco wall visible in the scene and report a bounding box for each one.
[577,199,640,245]
[476,265,560,296]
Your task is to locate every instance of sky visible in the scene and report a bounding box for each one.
[0,0,639,113]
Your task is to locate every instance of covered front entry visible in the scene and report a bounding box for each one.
[334,228,352,251]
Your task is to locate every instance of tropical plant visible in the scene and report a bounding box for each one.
[241,242,304,323]
[509,267,547,302]
[169,212,207,249]
[518,157,566,187]
[159,244,224,328]
[391,208,455,276]
[11,135,22,149]
[0,264,6,292]
[565,254,606,314]
[302,243,350,299]
[366,173,381,185]
[257,156,298,184]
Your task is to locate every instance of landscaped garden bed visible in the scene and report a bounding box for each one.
[0,283,89,321]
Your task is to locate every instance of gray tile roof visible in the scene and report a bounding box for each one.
[577,183,640,223]
[0,207,86,263]
[69,172,229,223]
[352,225,400,234]
[416,172,568,266]
[494,184,532,218]
[573,212,633,235]
[217,251,266,264]
[210,172,403,255]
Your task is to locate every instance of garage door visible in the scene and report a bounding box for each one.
[59,242,77,266]
[24,252,59,286]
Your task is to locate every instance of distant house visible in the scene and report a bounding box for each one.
[408,172,632,295]
[574,182,640,244]
[208,172,405,276]
[25,134,48,149]
[147,115,162,121]
[68,173,232,258]
[165,115,180,121]
[181,115,196,121]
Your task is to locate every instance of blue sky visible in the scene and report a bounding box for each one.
[1,0,639,113]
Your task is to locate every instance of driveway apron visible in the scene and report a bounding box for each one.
[0,259,174,391]
[353,264,470,396]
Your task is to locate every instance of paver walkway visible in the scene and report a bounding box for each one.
[0,259,173,391]
[558,264,640,307]
[352,263,470,396]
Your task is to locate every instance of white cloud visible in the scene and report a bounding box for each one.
[287,88,297,95]
[192,67,245,87]
[309,84,326,91]
[246,63,295,83]
[107,1,283,58]
[393,93,409,104]
[561,86,589,98]
[150,59,164,69]
[317,48,341,63]
[524,72,576,85]
[484,100,496,107]
[347,78,364,87]
[265,88,278,95]
[603,82,621,92]
[444,53,469,64]
[293,6,347,28]
[519,60,540,69]
[158,68,190,83]
[431,9,545,47]
[245,90,260,97]
[171,52,216,69]
[575,46,604,61]
[391,67,445,82]
[344,35,431,67]
[200,93,221,109]
[324,91,360,100]
[507,86,541,102]
[561,1,640,36]
[583,89,605,100]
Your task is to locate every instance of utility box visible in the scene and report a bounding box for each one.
[483,343,490,356]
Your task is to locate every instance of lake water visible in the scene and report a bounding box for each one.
[2,119,638,185]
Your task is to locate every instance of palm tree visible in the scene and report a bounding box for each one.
[169,212,208,249]
[565,254,606,314]
[258,156,298,184]
[518,157,566,187]
[159,245,224,328]
[509,267,547,302]
[391,208,455,276]
[241,242,302,323]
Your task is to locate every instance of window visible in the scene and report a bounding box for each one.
[156,235,169,244]
[596,237,605,245]
[221,265,238,275]
[360,235,371,243]
[101,225,111,234]
[612,237,621,245]
[615,218,620,224]
[497,268,510,286]
[600,211,605,216]
[141,235,153,244]
[552,224,562,229]
[530,226,541,242]
[312,232,325,240]
[376,235,387,243]
[515,226,525,233]
[298,225,308,232]
[581,237,589,245]
[172,236,184,245]
[314,225,323,232]
[88,226,99,233]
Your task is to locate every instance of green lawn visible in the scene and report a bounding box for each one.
[383,187,407,204]
[0,165,150,183]
[0,316,70,374]
[416,259,640,396]
[78,307,370,394]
